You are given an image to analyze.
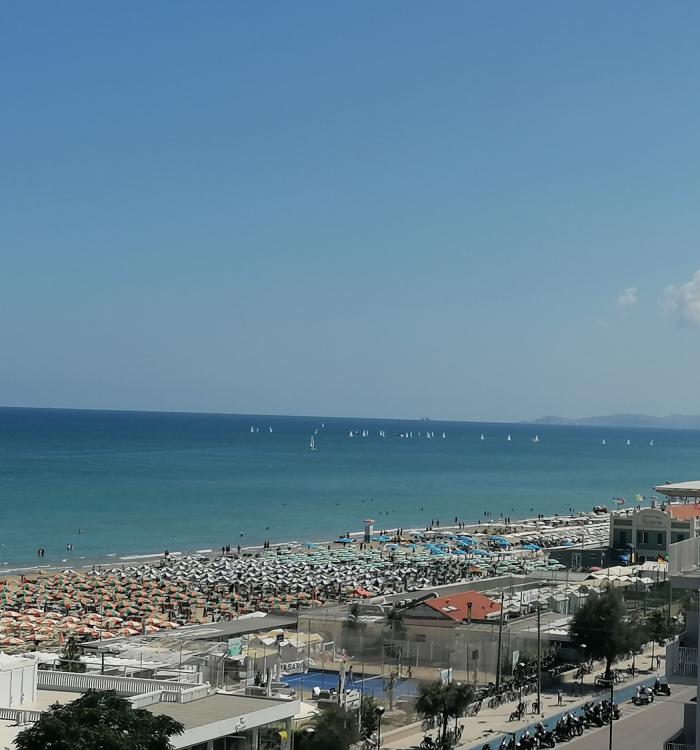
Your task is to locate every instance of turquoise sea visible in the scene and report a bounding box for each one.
[0,407,697,570]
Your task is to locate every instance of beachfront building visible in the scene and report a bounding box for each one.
[609,501,700,562]
[0,654,298,750]
[402,591,502,624]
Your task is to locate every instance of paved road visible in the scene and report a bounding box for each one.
[564,684,694,750]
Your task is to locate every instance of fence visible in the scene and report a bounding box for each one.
[665,639,698,680]
[37,670,207,695]
[0,706,44,725]
[670,537,700,576]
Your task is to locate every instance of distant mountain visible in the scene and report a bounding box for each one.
[532,414,700,430]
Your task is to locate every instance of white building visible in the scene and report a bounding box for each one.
[0,654,298,750]
[663,535,700,750]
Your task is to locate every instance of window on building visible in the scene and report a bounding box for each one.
[637,531,649,545]
[657,532,664,545]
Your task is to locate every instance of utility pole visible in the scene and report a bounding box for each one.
[536,605,542,716]
[496,590,505,690]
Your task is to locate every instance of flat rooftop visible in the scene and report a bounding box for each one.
[655,481,700,498]
[147,693,295,729]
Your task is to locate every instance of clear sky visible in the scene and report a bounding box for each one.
[2,2,699,422]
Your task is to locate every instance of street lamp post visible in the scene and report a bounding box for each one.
[580,644,587,695]
[376,705,386,748]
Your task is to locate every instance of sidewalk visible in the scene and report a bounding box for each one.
[382,646,665,750]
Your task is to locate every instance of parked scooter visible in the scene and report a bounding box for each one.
[631,685,654,706]
[534,722,557,748]
[653,678,671,696]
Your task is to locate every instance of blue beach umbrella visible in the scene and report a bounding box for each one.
[426,544,445,555]
[471,549,491,557]
[521,543,541,551]
[375,535,391,543]
[335,538,354,545]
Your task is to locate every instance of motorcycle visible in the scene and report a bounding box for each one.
[534,723,556,748]
[420,736,438,750]
[509,702,525,722]
[653,679,671,696]
[582,703,604,727]
[631,688,653,706]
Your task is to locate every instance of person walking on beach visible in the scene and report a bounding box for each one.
[557,689,563,706]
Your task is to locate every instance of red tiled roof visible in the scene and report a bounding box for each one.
[667,504,700,520]
[423,591,501,622]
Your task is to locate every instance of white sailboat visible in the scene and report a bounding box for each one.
[533,435,539,443]
[250,426,255,433]
[269,427,273,433]
[310,435,316,451]
[602,439,606,446]
[650,440,654,447]
[349,431,354,438]
[507,434,512,442]
[480,433,485,441]
[442,432,446,439]
[626,439,631,446]
[321,423,325,428]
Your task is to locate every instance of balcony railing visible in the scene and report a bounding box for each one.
[670,537,700,576]
[0,706,44,725]
[37,670,206,695]
[666,639,698,680]
[664,743,695,750]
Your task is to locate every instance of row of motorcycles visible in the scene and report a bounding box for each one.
[480,679,671,750]
[481,699,621,750]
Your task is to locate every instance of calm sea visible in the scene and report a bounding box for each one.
[0,407,696,569]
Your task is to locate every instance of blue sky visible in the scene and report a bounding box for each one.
[2,2,699,421]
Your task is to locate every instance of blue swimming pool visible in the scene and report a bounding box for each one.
[283,669,420,700]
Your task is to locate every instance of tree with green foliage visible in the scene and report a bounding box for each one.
[14,690,183,750]
[359,695,380,739]
[293,705,360,750]
[646,609,678,669]
[58,636,86,673]
[415,680,474,749]
[569,589,644,680]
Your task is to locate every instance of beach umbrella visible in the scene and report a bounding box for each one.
[335,538,354,545]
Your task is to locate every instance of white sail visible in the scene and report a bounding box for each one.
[250,426,255,433]
[650,440,654,447]
[269,427,273,433]
[480,434,485,441]
[507,434,511,442]
[602,439,606,445]
[349,431,353,437]
[626,439,630,446]
[310,436,316,450]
